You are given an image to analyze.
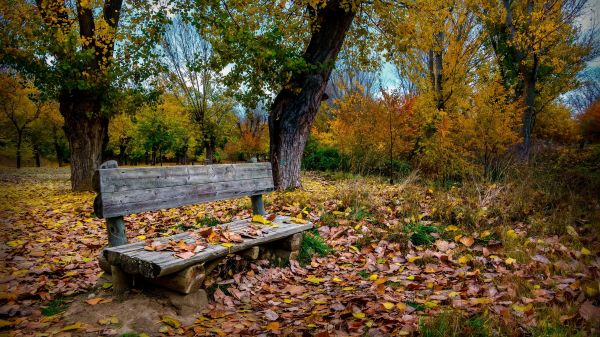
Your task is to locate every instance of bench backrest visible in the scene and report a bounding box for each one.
[93,162,274,218]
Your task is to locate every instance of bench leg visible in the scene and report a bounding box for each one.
[111,265,131,295]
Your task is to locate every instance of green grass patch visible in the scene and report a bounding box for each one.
[406,222,438,246]
[196,216,220,228]
[406,301,426,311]
[419,312,490,337]
[298,230,332,265]
[41,297,69,316]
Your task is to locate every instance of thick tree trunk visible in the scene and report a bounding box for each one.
[269,1,356,189]
[60,90,107,191]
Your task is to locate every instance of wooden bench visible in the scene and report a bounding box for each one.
[93,160,312,296]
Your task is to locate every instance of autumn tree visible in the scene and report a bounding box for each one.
[0,72,43,168]
[174,0,359,189]
[160,18,232,164]
[480,0,592,153]
[1,0,164,189]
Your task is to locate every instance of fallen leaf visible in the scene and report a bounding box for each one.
[265,309,279,321]
[62,322,82,331]
[459,236,475,247]
[265,321,280,331]
[161,315,181,328]
[305,276,325,284]
[352,312,365,319]
[383,302,395,310]
[579,300,600,323]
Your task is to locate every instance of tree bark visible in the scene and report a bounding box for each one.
[52,125,63,167]
[60,90,107,191]
[33,144,41,167]
[269,1,356,189]
[520,54,538,154]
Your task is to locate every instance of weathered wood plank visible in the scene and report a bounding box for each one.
[99,186,274,219]
[98,163,272,193]
[104,216,312,278]
[95,163,275,218]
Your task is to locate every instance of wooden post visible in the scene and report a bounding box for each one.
[97,160,131,293]
[106,216,128,246]
[251,195,266,216]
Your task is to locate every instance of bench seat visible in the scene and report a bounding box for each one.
[104,216,312,279]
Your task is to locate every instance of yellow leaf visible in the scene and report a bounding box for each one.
[332,211,344,215]
[342,287,354,291]
[408,256,421,263]
[291,217,308,224]
[506,229,518,239]
[332,277,342,283]
[581,247,591,255]
[471,298,492,304]
[352,312,365,319]
[136,235,146,240]
[7,240,25,247]
[505,257,516,265]
[396,303,407,311]
[161,315,181,328]
[382,302,394,310]
[480,230,492,238]
[62,322,82,331]
[252,215,271,225]
[102,282,112,289]
[0,320,14,328]
[448,291,461,298]
[511,303,533,313]
[305,276,324,284]
[283,299,293,304]
[566,225,578,237]
[369,274,378,281]
[424,301,437,308]
[445,225,459,231]
[349,246,360,253]
[407,275,415,280]
[221,243,235,248]
[458,255,472,264]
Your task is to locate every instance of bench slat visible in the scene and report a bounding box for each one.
[104,216,312,278]
[94,163,274,218]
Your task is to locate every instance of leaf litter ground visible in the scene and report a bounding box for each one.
[0,168,598,336]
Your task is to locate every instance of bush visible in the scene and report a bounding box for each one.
[302,137,347,171]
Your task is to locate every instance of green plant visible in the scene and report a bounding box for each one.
[298,231,331,265]
[41,297,69,316]
[196,216,220,228]
[406,222,438,246]
[419,312,490,337]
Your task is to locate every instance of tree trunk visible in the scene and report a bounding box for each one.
[60,90,106,191]
[520,54,538,154]
[33,145,41,167]
[204,138,216,164]
[269,0,356,189]
[16,130,22,169]
[52,125,63,167]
